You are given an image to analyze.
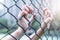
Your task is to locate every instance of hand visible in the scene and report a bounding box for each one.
[42,7,53,24]
[18,5,34,30]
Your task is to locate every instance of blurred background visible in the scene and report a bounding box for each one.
[0,0,60,40]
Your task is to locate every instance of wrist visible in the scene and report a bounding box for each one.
[41,22,47,30]
[17,27,24,33]
[11,27,24,39]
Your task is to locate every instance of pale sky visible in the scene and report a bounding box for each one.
[0,0,4,9]
[51,0,60,12]
[51,0,60,20]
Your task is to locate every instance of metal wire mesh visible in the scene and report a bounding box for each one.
[0,0,59,40]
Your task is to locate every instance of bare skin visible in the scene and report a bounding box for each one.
[29,7,53,40]
[2,5,53,40]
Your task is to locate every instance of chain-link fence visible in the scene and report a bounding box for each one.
[0,0,60,40]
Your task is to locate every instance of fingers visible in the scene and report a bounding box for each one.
[18,10,28,19]
[42,7,52,19]
[18,5,34,20]
[22,10,28,16]
[22,5,29,12]
[41,7,48,17]
[22,5,33,14]
[26,5,34,14]
[44,17,52,24]
[19,5,34,17]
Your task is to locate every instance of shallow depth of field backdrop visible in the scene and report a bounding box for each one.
[0,0,60,40]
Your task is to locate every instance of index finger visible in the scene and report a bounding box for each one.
[26,5,34,14]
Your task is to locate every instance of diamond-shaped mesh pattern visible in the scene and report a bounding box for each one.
[0,0,58,40]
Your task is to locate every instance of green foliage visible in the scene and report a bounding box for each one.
[0,18,8,33]
[0,18,8,29]
[0,17,17,34]
[0,28,7,34]
[32,20,40,30]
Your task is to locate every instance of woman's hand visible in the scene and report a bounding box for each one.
[42,7,53,24]
[41,7,53,29]
[18,5,34,31]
